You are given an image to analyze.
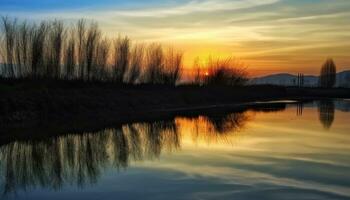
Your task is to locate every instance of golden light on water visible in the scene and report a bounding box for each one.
[1,101,350,197]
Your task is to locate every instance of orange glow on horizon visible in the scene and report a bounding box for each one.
[2,0,349,77]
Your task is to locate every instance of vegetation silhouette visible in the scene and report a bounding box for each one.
[318,100,335,130]
[0,17,185,85]
[191,57,248,86]
[0,17,249,86]
[319,58,337,88]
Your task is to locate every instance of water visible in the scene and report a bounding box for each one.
[1,100,350,200]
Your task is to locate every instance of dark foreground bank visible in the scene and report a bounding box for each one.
[1,80,349,134]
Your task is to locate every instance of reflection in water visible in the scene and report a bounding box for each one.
[0,111,252,195]
[296,103,303,116]
[206,113,249,134]
[318,100,335,130]
[293,100,337,130]
[2,101,349,199]
[179,113,250,145]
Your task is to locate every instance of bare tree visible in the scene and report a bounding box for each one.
[125,44,144,84]
[112,36,130,83]
[14,21,30,78]
[76,19,87,79]
[84,22,100,81]
[163,47,183,85]
[47,20,65,79]
[30,22,48,79]
[64,34,76,80]
[14,24,22,77]
[319,58,337,88]
[95,38,110,80]
[0,30,4,77]
[1,17,17,77]
[143,43,163,84]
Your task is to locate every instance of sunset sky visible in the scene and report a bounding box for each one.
[1,0,350,76]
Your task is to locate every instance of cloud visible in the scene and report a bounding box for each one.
[276,12,350,23]
[1,0,349,74]
[138,159,350,198]
[0,0,280,19]
[111,0,280,18]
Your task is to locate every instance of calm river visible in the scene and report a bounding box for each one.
[1,100,349,200]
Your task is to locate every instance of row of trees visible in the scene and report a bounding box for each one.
[0,17,183,85]
[0,17,344,88]
[0,17,251,86]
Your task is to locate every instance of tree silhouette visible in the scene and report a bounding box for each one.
[0,17,185,85]
[1,17,16,77]
[319,58,337,88]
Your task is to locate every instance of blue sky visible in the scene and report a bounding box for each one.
[1,0,350,75]
[0,0,180,11]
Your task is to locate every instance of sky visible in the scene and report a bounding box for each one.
[1,0,350,76]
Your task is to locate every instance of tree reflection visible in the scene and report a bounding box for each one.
[296,103,303,116]
[0,111,252,195]
[179,112,250,145]
[207,113,249,134]
[318,100,335,130]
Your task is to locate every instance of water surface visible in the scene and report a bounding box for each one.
[1,100,350,200]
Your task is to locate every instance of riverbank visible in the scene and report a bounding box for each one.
[1,80,349,136]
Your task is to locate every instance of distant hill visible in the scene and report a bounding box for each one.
[251,70,350,88]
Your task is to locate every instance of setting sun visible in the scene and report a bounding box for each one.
[1,0,349,76]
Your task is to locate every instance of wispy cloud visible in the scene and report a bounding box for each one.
[1,0,349,75]
[112,0,280,17]
[1,0,280,20]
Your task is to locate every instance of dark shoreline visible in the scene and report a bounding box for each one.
[1,80,349,144]
[0,101,290,145]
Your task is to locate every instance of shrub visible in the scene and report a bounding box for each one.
[192,57,203,85]
[204,57,248,86]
